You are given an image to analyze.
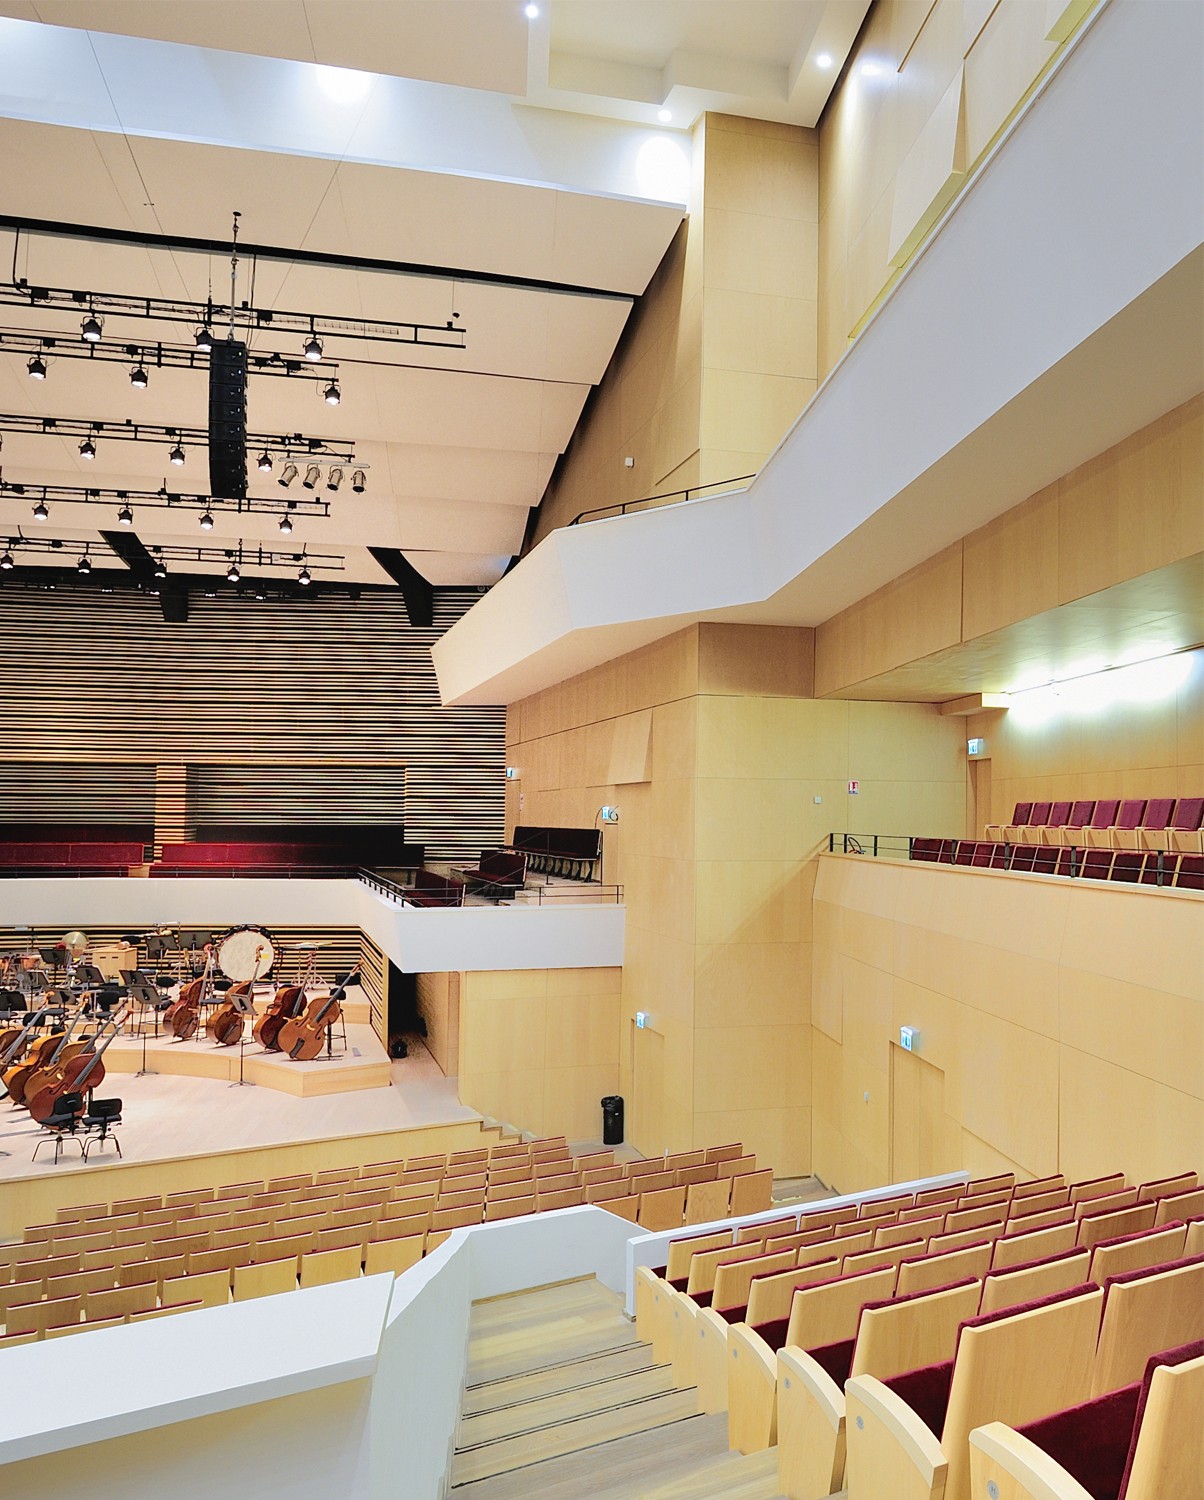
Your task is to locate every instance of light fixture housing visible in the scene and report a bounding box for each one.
[200,510,214,531]
[257,451,273,474]
[303,333,324,362]
[298,565,312,586]
[130,365,149,389]
[195,326,214,351]
[117,504,134,526]
[277,462,298,489]
[323,380,341,406]
[169,442,186,466]
[0,552,13,571]
[77,555,92,575]
[657,108,672,122]
[326,466,344,493]
[78,436,96,460]
[351,469,366,493]
[302,463,321,490]
[32,500,49,521]
[525,3,539,16]
[278,513,294,535]
[815,52,833,68]
[27,354,47,380]
[81,313,103,343]
[153,559,167,579]
[226,562,240,583]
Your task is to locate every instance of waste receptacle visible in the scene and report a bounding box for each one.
[601,1094,624,1146]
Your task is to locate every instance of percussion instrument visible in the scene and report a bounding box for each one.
[217,924,277,983]
[288,941,330,950]
[62,931,89,957]
[27,1008,128,1124]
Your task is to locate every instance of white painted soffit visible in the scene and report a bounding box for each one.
[0,15,691,211]
[433,0,1204,706]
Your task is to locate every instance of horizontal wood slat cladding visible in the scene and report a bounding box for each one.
[191,764,406,826]
[0,588,503,861]
[0,763,156,824]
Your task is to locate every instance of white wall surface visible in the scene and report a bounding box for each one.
[0,876,625,973]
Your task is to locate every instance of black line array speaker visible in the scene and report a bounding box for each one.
[208,339,248,499]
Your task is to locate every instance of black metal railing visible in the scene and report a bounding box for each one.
[569,473,755,527]
[827,834,1182,887]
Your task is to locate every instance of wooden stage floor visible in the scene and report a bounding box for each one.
[0,1033,481,1185]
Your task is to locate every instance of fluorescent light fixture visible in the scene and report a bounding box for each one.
[1007,648,1197,724]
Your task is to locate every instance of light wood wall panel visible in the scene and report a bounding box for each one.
[415,970,459,1078]
[818,0,1076,376]
[456,966,622,1141]
[0,588,503,861]
[811,854,1204,1192]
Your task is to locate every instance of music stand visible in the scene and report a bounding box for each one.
[227,991,257,1089]
[126,978,164,1067]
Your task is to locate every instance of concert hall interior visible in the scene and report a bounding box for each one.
[0,1,1201,1497]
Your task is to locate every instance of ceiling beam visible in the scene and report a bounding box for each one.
[368,548,435,628]
[100,529,158,575]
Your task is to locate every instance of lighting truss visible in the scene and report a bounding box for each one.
[2,282,467,350]
[0,412,357,462]
[0,478,329,519]
[3,534,345,573]
[0,329,341,380]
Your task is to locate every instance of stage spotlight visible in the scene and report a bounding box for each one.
[153,559,167,579]
[326,466,343,493]
[78,436,96,460]
[130,365,149,389]
[226,562,241,583]
[278,513,294,535]
[303,333,324,362]
[27,354,47,380]
[117,504,134,525]
[195,326,214,351]
[323,380,341,406]
[81,313,103,343]
[298,565,312,586]
[351,469,366,493]
[32,500,48,521]
[200,510,214,531]
[257,451,273,474]
[277,462,298,489]
[169,442,186,466]
[0,552,13,571]
[77,555,92,575]
[302,463,321,490]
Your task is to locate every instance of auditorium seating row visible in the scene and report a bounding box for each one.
[984,797,1204,851]
[400,867,466,906]
[911,839,1202,888]
[636,1168,1202,1500]
[0,1137,772,1346]
[0,841,146,875]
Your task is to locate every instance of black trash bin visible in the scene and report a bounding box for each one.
[601,1094,624,1146]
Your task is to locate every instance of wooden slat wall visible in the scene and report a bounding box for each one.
[0,588,503,861]
[0,923,389,1047]
[192,764,406,825]
[0,763,156,824]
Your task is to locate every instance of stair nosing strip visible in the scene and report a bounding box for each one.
[449,1409,708,1491]
[454,1385,698,1455]
[461,1361,665,1419]
[463,1338,646,1390]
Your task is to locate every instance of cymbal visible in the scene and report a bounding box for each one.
[289,941,330,950]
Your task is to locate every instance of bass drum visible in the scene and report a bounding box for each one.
[216,924,277,983]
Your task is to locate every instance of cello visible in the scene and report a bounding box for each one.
[254,984,306,1052]
[164,950,215,1041]
[206,940,268,1047]
[277,966,359,1062]
[27,1008,128,1124]
[4,1005,85,1107]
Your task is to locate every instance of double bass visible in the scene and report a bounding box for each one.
[206,940,269,1047]
[164,951,215,1041]
[0,1007,51,1099]
[27,1008,128,1124]
[253,984,307,1052]
[277,966,359,1062]
[4,1006,85,1107]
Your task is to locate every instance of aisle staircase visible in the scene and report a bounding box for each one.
[449,1277,787,1500]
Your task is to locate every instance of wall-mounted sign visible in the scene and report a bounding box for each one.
[848,780,859,795]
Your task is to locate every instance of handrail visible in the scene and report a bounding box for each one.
[568,473,755,526]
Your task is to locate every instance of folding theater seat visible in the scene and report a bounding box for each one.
[1079,799,1121,848]
[1139,852,1178,886]
[1035,802,1072,846]
[1113,797,1174,851]
[1046,800,1096,847]
[1176,856,1203,890]
[1016,802,1054,846]
[1089,799,1147,849]
[1154,795,1204,854]
[986,802,1031,842]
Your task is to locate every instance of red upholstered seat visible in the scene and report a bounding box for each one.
[1009,845,1038,873]
[1081,849,1114,880]
[1110,852,1144,884]
[910,838,942,862]
[954,841,978,866]
[1082,799,1122,848]
[1140,853,1178,886]
[1159,795,1204,854]
[1115,796,1173,850]
[1176,855,1203,891]
[1046,799,1097,847]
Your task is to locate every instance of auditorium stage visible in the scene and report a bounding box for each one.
[0,1032,483,1188]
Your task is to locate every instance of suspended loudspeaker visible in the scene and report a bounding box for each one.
[208,339,248,500]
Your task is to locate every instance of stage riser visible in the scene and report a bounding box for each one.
[103,1043,391,1096]
[0,1119,502,1241]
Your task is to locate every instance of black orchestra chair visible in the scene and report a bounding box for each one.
[0,988,24,1017]
[32,1092,85,1164]
[81,1097,123,1161]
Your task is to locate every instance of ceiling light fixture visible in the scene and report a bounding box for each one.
[226,561,241,583]
[77,554,92,575]
[658,108,672,123]
[524,3,539,16]
[257,451,273,474]
[816,52,833,68]
[169,442,186,466]
[80,313,103,343]
[153,558,167,579]
[277,462,298,488]
[27,354,47,380]
[326,466,343,493]
[117,503,134,526]
[78,436,96,460]
[0,551,13,571]
[195,325,214,351]
[302,463,321,490]
[298,564,312,586]
[303,332,324,362]
[323,380,341,407]
[130,365,149,389]
[351,469,366,493]
[278,513,294,535]
[200,510,214,531]
[32,500,48,521]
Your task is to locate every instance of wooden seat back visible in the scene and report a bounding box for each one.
[1124,1350,1204,1500]
[977,1250,1090,1316]
[785,1264,898,1350]
[665,1229,732,1282]
[897,1241,993,1296]
[851,1279,983,1382]
[1092,1257,1204,1396]
[1087,1222,1187,1285]
[685,1241,774,1297]
[744,1258,841,1325]
[712,1249,795,1313]
[683,1178,731,1223]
